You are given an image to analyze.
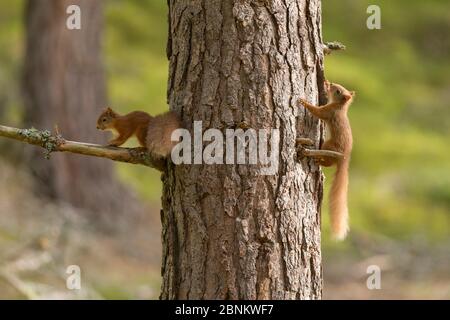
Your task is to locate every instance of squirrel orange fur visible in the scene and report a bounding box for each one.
[298,80,355,240]
[96,107,181,158]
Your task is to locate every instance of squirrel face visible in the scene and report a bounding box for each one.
[325,80,355,104]
[96,107,117,130]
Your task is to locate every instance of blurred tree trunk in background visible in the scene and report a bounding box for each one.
[161,0,325,299]
[23,0,138,228]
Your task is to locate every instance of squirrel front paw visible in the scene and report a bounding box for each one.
[297,99,308,107]
[108,141,120,147]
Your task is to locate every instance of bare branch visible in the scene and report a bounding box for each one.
[0,124,166,171]
[296,137,345,160]
[301,148,345,160]
[0,268,38,299]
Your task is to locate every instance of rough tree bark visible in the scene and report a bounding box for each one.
[23,0,137,225]
[161,0,326,299]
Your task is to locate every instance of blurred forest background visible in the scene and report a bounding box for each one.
[0,0,448,299]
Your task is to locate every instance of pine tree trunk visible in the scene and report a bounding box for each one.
[23,0,136,226]
[161,0,325,299]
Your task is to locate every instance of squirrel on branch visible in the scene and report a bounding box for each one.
[298,80,355,240]
[96,107,181,158]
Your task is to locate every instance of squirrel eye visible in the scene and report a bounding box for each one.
[336,90,341,95]
[102,118,107,122]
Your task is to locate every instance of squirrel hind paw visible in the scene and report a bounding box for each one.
[296,137,314,146]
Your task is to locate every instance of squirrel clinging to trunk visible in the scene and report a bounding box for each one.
[298,80,355,240]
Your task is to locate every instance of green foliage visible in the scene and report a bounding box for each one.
[0,0,24,124]
[105,0,169,201]
[0,0,448,240]
[322,0,450,243]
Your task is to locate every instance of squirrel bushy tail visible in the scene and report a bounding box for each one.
[329,158,350,240]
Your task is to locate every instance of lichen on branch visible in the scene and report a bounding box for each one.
[0,124,166,171]
[322,41,346,55]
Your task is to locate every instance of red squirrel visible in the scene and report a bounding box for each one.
[96,107,181,158]
[298,80,355,240]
